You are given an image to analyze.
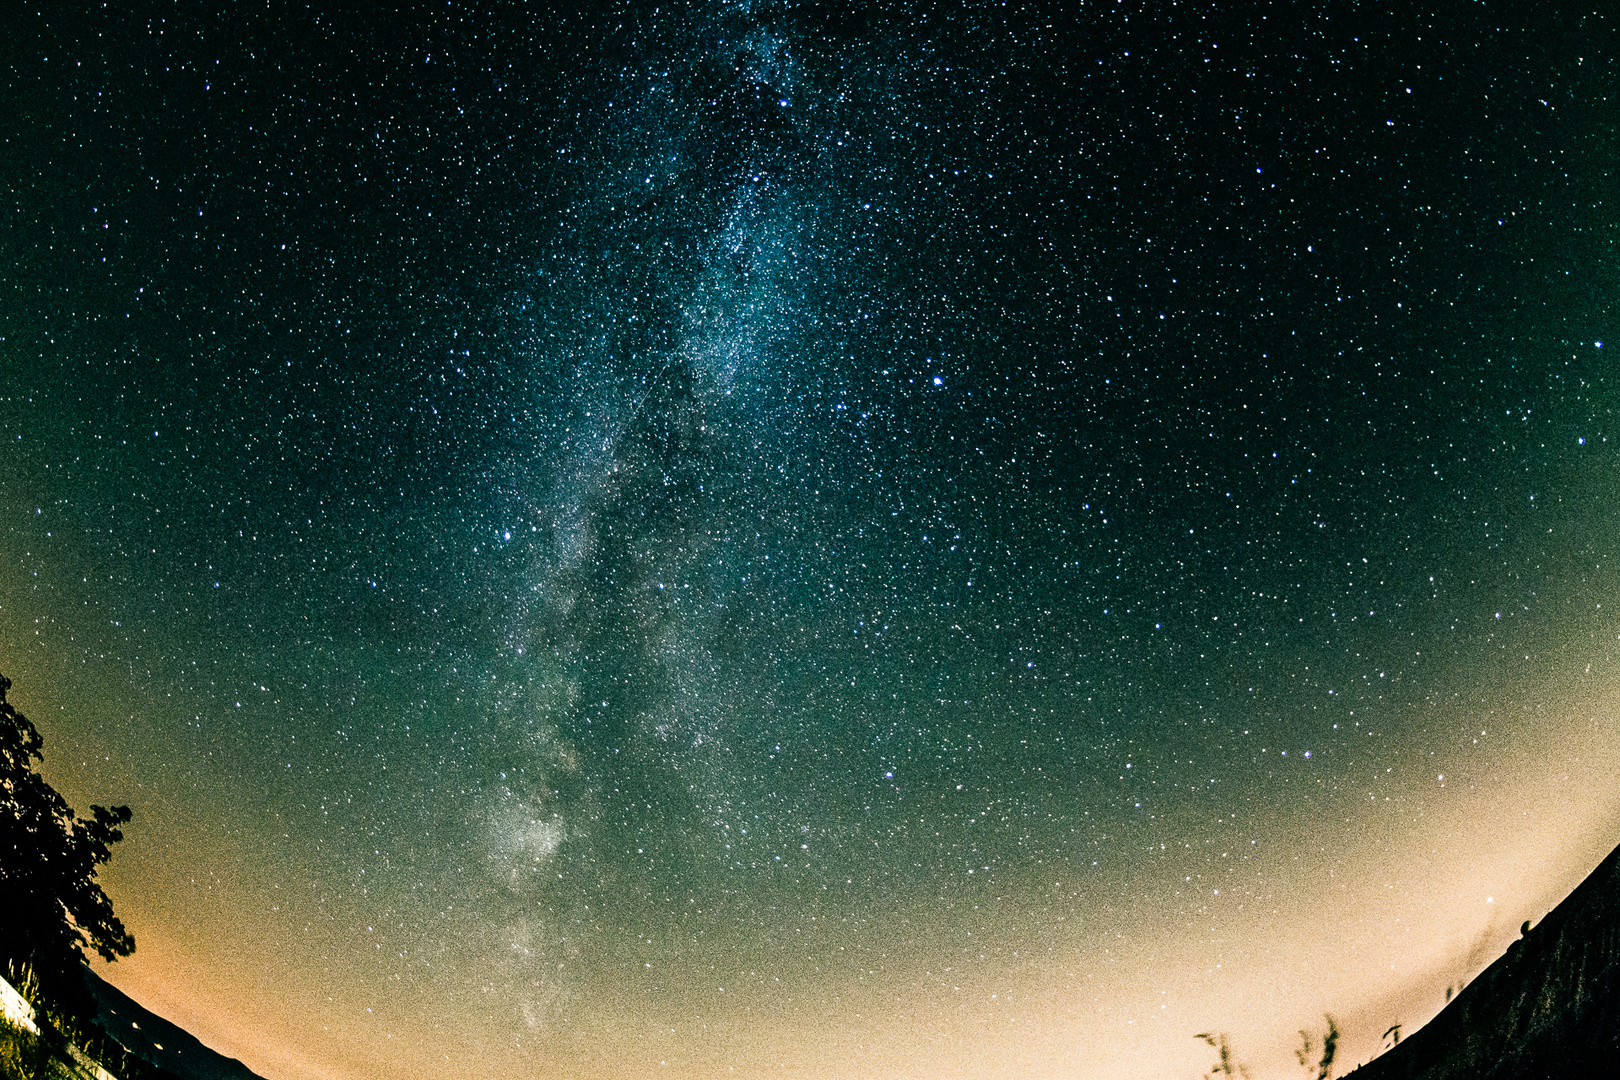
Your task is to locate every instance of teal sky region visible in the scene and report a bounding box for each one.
[2,4,1618,1079]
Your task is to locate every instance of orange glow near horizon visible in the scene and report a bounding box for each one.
[84,673,1619,1080]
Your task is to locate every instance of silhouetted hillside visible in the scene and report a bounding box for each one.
[75,969,266,1080]
[1345,840,1620,1079]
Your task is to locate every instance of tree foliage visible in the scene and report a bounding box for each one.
[0,671,134,982]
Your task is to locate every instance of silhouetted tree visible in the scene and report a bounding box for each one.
[0,671,134,993]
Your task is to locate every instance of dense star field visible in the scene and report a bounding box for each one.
[2,3,1616,1078]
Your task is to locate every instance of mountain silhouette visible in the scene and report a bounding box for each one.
[1345,840,1620,1079]
[75,967,267,1080]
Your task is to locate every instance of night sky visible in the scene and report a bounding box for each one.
[3,3,1618,1079]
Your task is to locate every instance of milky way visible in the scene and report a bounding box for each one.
[2,4,1617,1079]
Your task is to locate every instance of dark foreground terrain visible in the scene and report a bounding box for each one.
[1346,840,1620,1079]
[75,970,264,1080]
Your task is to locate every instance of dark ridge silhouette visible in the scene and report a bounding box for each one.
[1344,840,1620,1079]
[74,966,267,1080]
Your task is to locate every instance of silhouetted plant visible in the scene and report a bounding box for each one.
[1383,1023,1401,1050]
[0,1010,51,1080]
[1318,1014,1339,1078]
[3,958,173,1080]
[1295,1015,1340,1079]
[1195,1032,1251,1079]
